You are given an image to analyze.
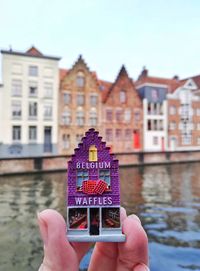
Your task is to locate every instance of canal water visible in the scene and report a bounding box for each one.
[0,163,200,271]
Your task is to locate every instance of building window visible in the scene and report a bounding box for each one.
[63,134,70,149]
[90,94,98,106]
[125,129,132,140]
[182,135,192,145]
[77,170,88,191]
[124,109,131,123]
[116,129,122,140]
[44,104,52,119]
[29,102,37,119]
[68,208,88,229]
[63,92,71,105]
[76,111,84,126]
[29,81,37,96]
[61,111,71,125]
[29,65,38,76]
[116,110,123,122]
[106,129,113,141]
[29,126,37,142]
[99,169,110,189]
[12,126,21,142]
[169,121,176,130]
[151,89,159,101]
[102,208,120,228]
[159,120,164,130]
[12,80,22,96]
[169,105,176,115]
[147,119,163,131]
[158,103,163,115]
[180,104,189,116]
[147,119,152,130]
[12,101,21,119]
[76,71,85,87]
[153,136,158,145]
[76,134,83,144]
[120,90,126,103]
[44,82,53,98]
[134,109,140,121]
[106,109,113,121]
[77,93,85,106]
[89,111,97,126]
[89,145,98,161]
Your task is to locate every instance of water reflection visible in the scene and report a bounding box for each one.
[0,163,200,271]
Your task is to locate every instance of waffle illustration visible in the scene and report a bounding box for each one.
[82,179,107,194]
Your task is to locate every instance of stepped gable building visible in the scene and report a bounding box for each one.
[167,77,200,150]
[59,55,102,154]
[0,46,60,158]
[67,128,125,242]
[136,68,170,151]
[101,65,143,153]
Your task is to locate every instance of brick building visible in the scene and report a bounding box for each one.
[59,56,102,154]
[100,66,143,153]
[168,78,200,150]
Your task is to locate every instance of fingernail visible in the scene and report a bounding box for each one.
[37,212,48,246]
[128,214,141,224]
[134,263,150,271]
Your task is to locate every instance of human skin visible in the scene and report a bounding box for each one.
[37,208,149,271]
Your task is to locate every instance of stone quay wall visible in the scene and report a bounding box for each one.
[1,150,200,176]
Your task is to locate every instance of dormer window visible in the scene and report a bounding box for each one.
[89,145,97,161]
[76,71,85,87]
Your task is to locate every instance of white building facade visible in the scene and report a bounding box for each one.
[137,83,168,151]
[0,47,60,157]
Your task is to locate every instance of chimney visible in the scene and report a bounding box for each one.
[173,75,179,81]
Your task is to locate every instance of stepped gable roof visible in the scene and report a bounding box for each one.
[66,55,99,85]
[69,128,114,163]
[1,46,61,60]
[102,65,136,103]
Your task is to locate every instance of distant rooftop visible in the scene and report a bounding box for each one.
[1,46,61,61]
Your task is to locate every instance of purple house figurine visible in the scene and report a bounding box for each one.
[67,128,126,242]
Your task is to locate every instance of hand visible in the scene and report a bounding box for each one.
[37,208,149,271]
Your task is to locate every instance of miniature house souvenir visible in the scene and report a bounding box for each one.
[66,128,126,242]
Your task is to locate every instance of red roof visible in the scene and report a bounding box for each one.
[189,75,200,88]
[26,46,43,57]
[59,68,68,80]
[98,79,113,102]
[136,75,185,93]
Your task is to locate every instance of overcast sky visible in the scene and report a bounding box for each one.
[1,0,200,82]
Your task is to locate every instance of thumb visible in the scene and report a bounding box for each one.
[37,209,79,271]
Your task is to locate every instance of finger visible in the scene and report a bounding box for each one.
[71,242,92,262]
[117,215,148,271]
[88,207,127,271]
[37,209,79,271]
